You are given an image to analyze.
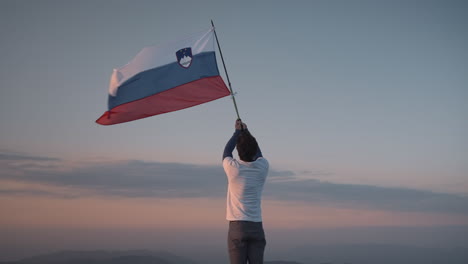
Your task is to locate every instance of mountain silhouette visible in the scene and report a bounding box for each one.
[0,250,196,264]
[0,251,306,264]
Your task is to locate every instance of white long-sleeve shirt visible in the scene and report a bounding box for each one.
[223,157,269,222]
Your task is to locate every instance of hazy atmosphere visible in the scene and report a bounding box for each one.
[1,0,467,263]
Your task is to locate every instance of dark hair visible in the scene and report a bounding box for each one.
[236,130,259,162]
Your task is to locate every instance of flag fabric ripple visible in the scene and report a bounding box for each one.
[96,28,230,125]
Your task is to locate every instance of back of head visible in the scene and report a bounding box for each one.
[236,130,259,162]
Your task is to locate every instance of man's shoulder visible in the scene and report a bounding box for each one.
[254,157,269,167]
[223,157,268,168]
[223,157,239,167]
[223,156,234,163]
[240,157,269,170]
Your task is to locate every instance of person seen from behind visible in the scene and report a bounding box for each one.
[222,119,269,264]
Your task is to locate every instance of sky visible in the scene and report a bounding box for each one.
[0,0,467,262]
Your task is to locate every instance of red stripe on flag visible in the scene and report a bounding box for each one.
[96,76,230,125]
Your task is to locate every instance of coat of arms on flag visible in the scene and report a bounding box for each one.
[176,47,193,68]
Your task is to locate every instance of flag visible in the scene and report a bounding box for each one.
[96,27,230,125]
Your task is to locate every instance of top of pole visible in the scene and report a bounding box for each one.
[211,19,241,120]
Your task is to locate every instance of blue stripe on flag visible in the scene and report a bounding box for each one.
[108,51,219,110]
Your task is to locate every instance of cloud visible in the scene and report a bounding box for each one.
[264,179,468,214]
[0,152,60,162]
[0,188,79,199]
[1,151,467,215]
[1,157,228,198]
[268,168,296,178]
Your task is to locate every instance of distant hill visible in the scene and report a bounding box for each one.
[285,244,468,264]
[0,250,306,264]
[0,250,197,264]
[3,245,466,264]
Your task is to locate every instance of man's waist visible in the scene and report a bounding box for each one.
[229,220,263,229]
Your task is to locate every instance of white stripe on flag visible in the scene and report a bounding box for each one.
[109,28,215,96]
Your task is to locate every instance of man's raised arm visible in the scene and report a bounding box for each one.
[222,120,245,160]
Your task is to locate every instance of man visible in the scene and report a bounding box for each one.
[222,119,269,264]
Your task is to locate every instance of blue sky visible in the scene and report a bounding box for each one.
[1,0,466,192]
[0,0,467,261]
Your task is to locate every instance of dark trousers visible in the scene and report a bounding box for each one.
[228,221,266,264]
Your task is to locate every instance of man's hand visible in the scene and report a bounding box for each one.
[235,119,247,130]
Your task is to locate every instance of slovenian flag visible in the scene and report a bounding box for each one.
[96,27,230,125]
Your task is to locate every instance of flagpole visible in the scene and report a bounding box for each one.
[211,20,241,121]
